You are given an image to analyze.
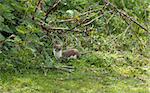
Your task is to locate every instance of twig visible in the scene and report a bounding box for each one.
[58,19,75,23]
[125,21,146,49]
[41,66,75,73]
[44,0,62,22]
[83,15,104,26]
[106,12,115,24]
[39,21,69,30]
[108,23,131,43]
[118,10,149,32]
[32,0,43,20]
[38,21,84,34]
[49,8,104,24]
[79,9,101,16]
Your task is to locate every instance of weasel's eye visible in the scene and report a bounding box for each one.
[55,48,61,51]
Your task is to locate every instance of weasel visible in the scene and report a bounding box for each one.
[53,44,80,60]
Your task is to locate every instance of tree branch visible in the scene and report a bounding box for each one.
[103,0,149,33]
[44,0,62,22]
[83,15,104,26]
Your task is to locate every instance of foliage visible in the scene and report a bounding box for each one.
[0,0,149,77]
[0,0,149,92]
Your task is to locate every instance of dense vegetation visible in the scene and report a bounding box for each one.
[0,0,150,92]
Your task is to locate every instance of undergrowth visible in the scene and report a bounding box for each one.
[0,51,149,93]
[0,0,149,93]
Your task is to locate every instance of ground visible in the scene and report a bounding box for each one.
[0,52,149,93]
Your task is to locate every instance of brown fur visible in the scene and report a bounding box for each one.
[63,49,80,59]
[53,43,80,59]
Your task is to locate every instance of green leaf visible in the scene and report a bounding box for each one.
[17,26,27,34]
[3,25,13,33]
[3,12,15,20]
[0,16,4,23]
[0,33,5,41]
[66,10,75,17]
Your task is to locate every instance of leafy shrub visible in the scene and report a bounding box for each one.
[0,0,149,71]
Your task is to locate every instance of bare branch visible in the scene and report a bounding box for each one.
[103,0,149,33]
[44,0,62,22]
[83,15,104,26]
[38,21,83,34]
[119,10,149,32]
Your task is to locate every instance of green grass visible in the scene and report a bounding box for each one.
[0,52,149,93]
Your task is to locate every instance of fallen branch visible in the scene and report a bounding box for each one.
[103,0,149,33]
[83,14,104,26]
[44,0,62,22]
[38,21,83,33]
[118,10,149,32]
[125,21,146,49]
[40,66,75,73]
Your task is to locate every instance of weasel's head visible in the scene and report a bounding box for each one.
[53,44,62,52]
[53,44,62,59]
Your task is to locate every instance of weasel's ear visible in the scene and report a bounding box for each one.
[53,40,63,48]
[53,39,62,44]
[55,40,59,44]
